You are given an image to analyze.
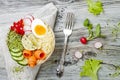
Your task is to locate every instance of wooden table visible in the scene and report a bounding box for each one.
[0,0,120,80]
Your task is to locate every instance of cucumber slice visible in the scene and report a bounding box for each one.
[8,42,23,52]
[18,58,28,66]
[10,51,22,57]
[10,48,21,53]
[12,55,24,61]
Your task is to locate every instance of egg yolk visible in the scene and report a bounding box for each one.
[34,25,46,35]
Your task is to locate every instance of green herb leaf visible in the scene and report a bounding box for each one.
[83,18,105,41]
[80,59,102,80]
[86,0,103,15]
[95,24,101,37]
[84,18,90,27]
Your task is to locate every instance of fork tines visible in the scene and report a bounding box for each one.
[65,12,74,29]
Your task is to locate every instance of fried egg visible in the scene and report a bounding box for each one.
[31,19,47,38]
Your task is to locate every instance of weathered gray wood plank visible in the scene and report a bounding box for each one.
[0,0,120,80]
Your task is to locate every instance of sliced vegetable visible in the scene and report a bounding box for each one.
[24,26,32,32]
[22,35,37,50]
[86,0,103,15]
[10,51,22,57]
[23,50,32,58]
[80,59,102,80]
[28,33,38,46]
[34,50,46,60]
[12,55,24,61]
[94,42,102,49]
[28,56,37,67]
[24,15,34,21]
[17,58,28,66]
[23,18,32,26]
[74,51,83,59]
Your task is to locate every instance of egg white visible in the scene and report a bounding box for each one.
[31,19,47,38]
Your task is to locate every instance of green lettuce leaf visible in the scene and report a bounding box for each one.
[86,0,103,15]
[80,59,102,80]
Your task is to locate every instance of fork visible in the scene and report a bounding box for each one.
[56,12,74,77]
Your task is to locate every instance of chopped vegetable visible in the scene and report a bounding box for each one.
[86,0,103,15]
[34,50,46,60]
[80,37,87,44]
[74,51,83,59]
[28,56,37,68]
[7,30,23,52]
[94,42,102,49]
[10,19,25,35]
[23,50,32,58]
[80,59,102,80]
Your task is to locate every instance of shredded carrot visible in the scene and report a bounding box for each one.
[34,50,46,60]
[23,50,32,58]
[28,56,37,67]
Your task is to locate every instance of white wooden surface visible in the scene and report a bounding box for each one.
[0,0,120,80]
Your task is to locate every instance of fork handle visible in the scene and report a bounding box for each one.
[60,35,68,64]
[56,35,68,76]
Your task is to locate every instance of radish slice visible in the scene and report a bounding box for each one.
[24,25,32,35]
[94,42,103,49]
[25,14,34,21]
[23,18,32,26]
[74,51,83,59]
[24,25,31,31]
[25,30,32,35]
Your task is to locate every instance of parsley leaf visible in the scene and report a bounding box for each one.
[86,0,103,15]
[80,59,102,80]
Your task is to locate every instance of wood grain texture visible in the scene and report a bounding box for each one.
[0,0,120,80]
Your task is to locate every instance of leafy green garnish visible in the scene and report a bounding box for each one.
[84,18,90,27]
[80,59,102,80]
[13,66,24,73]
[83,18,105,40]
[95,24,101,37]
[109,66,120,77]
[86,0,103,15]
[111,22,120,40]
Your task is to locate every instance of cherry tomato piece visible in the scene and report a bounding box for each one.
[19,30,25,35]
[18,19,24,27]
[10,26,15,31]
